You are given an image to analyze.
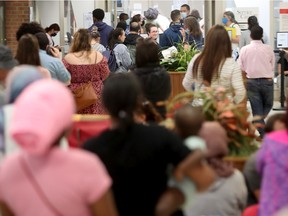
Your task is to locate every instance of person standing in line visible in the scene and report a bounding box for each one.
[124,22,143,65]
[180,17,203,50]
[182,25,246,105]
[15,34,51,79]
[107,28,132,73]
[190,9,205,36]
[90,26,106,53]
[0,45,18,106]
[131,14,145,34]
[145,23,163,58]
[222,11,241,60]
[45,23,60,46]
[16,21,45,41]
[119,13,130,35]
[0,80,118,216]
[238,25,275,138]
[88,8,114,48]
[144,8,164,33]
[83,73,215,216]
[256,102,288,216]
[180,4,190,20]
[239,16,268,50]
[34,32,71,85]
[146,23,160,44]
[131,38,170,119]
[63,28,109,114]
[160,10,184,48]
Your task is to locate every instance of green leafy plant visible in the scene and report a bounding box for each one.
[166,87,259,156]
[160,44,200,72]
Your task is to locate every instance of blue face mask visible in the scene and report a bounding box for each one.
[125,19,130,25]
[185,29,190,34]
[181,12,187,19]
[222,17,228,25]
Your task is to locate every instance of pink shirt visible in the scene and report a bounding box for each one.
[0,148,111,216]
[238,40,275,78]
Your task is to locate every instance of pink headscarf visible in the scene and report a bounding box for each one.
[10,80,75,155]
[199,122,234,177]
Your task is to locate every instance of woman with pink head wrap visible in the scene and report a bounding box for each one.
[0,80,118,216]
[185,122,247,216]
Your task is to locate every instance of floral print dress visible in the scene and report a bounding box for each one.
[63,58,109,114]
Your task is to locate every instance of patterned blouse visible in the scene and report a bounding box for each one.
[62,57,109,114]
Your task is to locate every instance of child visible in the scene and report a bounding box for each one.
[156,104,207,216]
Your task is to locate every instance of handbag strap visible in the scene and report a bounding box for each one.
[19,157,63,216]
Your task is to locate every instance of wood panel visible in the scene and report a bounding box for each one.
[169,72,186,101]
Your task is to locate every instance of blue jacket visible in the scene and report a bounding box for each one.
[160,23,183,48]
[187,34,203,50]
[88,21,113,47]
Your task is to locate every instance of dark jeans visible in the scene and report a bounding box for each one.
[246,78,274,137]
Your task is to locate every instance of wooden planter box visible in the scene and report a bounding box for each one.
[169,72,186,100]
[224,157,248,172]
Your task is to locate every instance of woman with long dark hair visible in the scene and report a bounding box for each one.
[15,34,51,79]
[107,28,132,72]
[181,17,203,50]
[45,23,60,46]
[182,25,246,104]
[83,73,215,216]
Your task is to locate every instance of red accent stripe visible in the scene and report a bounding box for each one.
[280,9,288,14]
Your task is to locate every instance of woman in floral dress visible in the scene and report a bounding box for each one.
[63,28,109,114]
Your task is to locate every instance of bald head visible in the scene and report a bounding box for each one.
[130,22,140,33]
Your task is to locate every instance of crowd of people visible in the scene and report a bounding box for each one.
[0,4,287,216]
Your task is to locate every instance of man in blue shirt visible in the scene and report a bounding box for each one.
[34,32,71,85]
[160,10,184,48]
[88,8,114,48]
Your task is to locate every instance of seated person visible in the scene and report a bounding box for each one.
[185,122,247,216]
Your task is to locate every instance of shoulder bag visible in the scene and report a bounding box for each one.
[72,53,98,112]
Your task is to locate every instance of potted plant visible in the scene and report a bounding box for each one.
[160,44,200,100]
[165,87,259,170]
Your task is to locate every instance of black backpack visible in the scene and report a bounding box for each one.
[103,44,118,72]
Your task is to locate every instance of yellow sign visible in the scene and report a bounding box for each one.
[225,27,236,39]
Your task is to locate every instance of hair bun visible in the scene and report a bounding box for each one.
[91,26,98,33]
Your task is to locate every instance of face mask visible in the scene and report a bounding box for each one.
[125,19,130,25]
[185,29,190,34]
[51,33,57,37]
[222,17,228,25]
[181,12,187,19]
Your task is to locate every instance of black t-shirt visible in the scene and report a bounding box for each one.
[278,57,288,71]
[83,123,190,216]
